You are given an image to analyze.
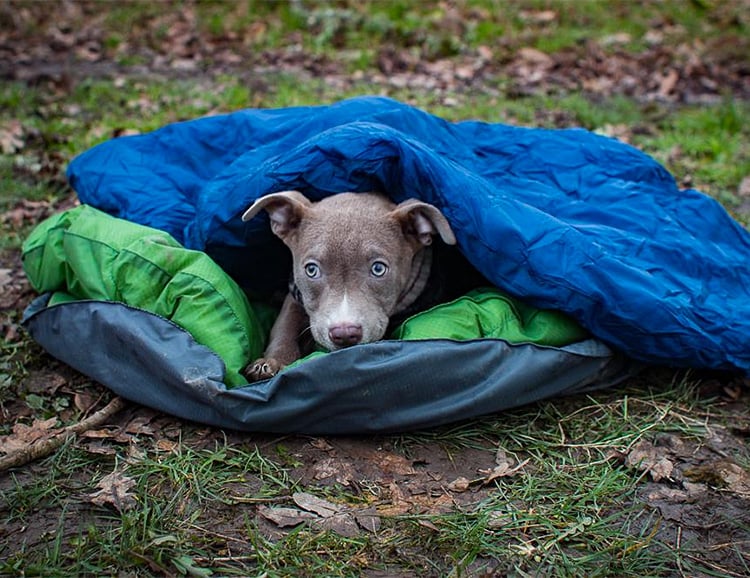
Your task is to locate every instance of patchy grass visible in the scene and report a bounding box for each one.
[2,369,744,576]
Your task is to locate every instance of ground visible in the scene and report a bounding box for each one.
[1,2,749,576]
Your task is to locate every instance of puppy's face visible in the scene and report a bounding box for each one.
[243,191,455,351]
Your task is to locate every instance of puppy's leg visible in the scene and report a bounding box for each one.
[243,293,308,382]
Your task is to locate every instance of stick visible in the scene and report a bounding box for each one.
[0,396,127,472]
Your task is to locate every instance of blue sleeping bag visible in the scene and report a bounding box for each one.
[64,96,749,375]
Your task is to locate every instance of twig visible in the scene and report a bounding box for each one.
[0,396,127,472]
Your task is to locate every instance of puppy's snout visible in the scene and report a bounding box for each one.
[328,324,363,348]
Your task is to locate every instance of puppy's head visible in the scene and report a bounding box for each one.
[243,191,455,351]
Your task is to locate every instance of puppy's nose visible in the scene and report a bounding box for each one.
[329,324,363,347]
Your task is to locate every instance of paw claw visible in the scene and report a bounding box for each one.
[243,358,283,382]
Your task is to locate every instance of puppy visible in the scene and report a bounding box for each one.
[241,191,456,381]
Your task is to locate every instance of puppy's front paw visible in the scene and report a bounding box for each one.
[242,358,284,382]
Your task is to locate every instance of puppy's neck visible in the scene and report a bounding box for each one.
[392,246,433,316]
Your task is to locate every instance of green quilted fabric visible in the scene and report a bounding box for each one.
[22,205,267,387]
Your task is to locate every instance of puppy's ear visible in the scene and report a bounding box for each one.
[242,190,311,240]
[390,199,456,246]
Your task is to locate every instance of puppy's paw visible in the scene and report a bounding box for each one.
[242,358,284,382]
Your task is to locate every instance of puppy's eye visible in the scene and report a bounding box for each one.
[304,262,321,278]
[370,261,388,277]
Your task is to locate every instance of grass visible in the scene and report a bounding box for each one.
[0,372,724,576]
[2,1,749,575]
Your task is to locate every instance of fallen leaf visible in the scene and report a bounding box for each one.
[0,417,59,454]
[515,47,554,67]
[685,459,750,496]
[310,457,356,485]
[155,439,179,452]
[368,450,417,476]
[417,519,440,532]
[81,440,117,456]
[73,392,96,412]
[626,440,675,482]
[487,510,511,529]
[292,492,341,517]
[447,476,471,492]
[124,416,156,436]
[658,69,680,97]
[89,470,137,512]
[257,505,317,528]
[23,370,68,395]
[259,495,365,537]
[354,507,381,533]
[481,458,531,485]
[310,438,334,451]
[312,512,360,538]
[80,427,121,439]
[0,120,24,154]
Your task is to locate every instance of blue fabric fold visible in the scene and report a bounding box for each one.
[67,96,750,374]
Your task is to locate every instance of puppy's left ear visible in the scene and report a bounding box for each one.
[391,199,456,246]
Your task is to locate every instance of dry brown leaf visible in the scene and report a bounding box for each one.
[354,507,381,533]
[626,440,675,482]
[481,458,531,485]
[311,456,355,485]
[515,47,554,67]
[155,439,179,453]
[292,492,341,517]
[312,512,360,538]
[379,482,454,516]
[0,120,24,154]
[310,438,334,451]
[378,481,412,516]
[417,519,440,532]
[368,450,416,476]
[89,470,137,512]
[124,416,156,436]
[257,505,317,528]
[80,427,119,439]
[81,440,118,456]
[259,494,367,537]
[487,510,512,529]
[447,476,471,493]
[658,69,680,97]
[0,417,59,454]
[685,459,750,496]
[73,391,97,413]
[23,370,67,395]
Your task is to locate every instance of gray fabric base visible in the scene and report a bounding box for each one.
[23,296,636,434]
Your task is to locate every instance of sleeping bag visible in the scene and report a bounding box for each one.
[21,96,750,433]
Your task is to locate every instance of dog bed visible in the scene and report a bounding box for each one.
[22,96,750,433]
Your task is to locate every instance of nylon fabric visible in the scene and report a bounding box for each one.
[66,96,750,374]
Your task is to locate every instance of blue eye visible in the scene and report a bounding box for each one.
[371,261,388,277]
[304,262,321,278]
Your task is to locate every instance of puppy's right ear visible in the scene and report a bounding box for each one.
[242,190,311,240]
